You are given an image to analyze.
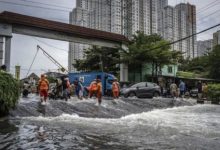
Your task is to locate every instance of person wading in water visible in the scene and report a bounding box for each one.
[96,79,102,105]
[89,79,98,99]
[112,78,120,100]
[38,74,49,105]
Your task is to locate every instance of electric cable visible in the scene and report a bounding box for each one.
[19,0,73,10]
[197,0,220,14]
[0,0,70,12]
[197,8,220,22]
[144,22,220,53]
[26,48,39,77]
[32,37,68,53]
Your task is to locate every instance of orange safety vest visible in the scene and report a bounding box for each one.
[97,82,102,93]
[39,79,49,90]
[90,81,98,91]
[112,82,119,92]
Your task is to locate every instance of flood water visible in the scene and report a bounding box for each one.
[1,95,220,150]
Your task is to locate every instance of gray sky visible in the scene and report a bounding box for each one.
[0,0,220,78]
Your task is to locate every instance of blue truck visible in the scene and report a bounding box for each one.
[68,72,117,95]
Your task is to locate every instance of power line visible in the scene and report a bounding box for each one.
[197,0,220,14]
[19,0,73,10]
[145,22,220,53]
[0,0,133,12]
[0,0,136,23]
[197,8,220,22]
[0,0,71,13]
[32,37,68,53]
[10,66,42,71]
[26,48,39,77]
[12,29,69,53]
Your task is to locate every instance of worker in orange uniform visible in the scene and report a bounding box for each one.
[96,79,102,105]
[112,78,120,99]
[38,74,49,104]
[89,79,98,98]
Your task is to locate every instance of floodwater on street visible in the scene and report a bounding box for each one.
[1,95,220,150]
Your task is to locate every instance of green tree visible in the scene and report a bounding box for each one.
[209,45,220,80]
[179,56,209,73]
[73,46,120,75]
[120,32,182,81]
[0,71,20,116]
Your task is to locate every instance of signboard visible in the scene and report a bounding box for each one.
[15,65,20,80]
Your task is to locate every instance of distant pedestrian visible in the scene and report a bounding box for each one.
[73,79,80,98]
[61,77,69,101]
[78,78,84,100]
[96,79,102,105]
[38,74,49,104]
[158,77,165,96]
[55,78,63,99]
[89,79,98,99]
[179,80,186,98]
[202,82,208,99]
[197,81,203,100]
[112,78,120,99]
[170,81,178,99]
[166,79,172,97]
[22,81,30,98]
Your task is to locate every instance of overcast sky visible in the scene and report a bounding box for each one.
[0,0,220,79]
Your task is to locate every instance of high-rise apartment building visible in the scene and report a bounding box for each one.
[157,0,168,35]
[158,3,197,58]
[122,0,167,37]
[69,1,197,71]
[174,3,197,58]
[71,0,168,37]
[213,30,220,47]
[68,6,89,71]
[197,39,213,57]
[76,0,89,9]
[69,0,167,71]
[160,6,175,48]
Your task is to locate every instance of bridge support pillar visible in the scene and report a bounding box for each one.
[0,23,12,72]
[120,44,128,82]
[120,64,128,82]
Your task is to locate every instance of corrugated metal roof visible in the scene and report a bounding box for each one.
[0,11,129,43]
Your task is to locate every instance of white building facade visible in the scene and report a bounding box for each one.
[213,30,220,47]
[69,0,168,72]
[197,39,213,57]
[160,6,175,48]
[174,3,197,58]
[68,6,90,71]
[159,3,197,58]
[69,1,198,71]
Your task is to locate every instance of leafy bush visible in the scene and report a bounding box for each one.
[207,84,220,102]
[176,71,196,78]
[0,71,20,116]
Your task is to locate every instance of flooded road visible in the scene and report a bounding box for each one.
[1,95,220,150]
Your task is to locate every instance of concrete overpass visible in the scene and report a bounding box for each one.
[0,11,129,81]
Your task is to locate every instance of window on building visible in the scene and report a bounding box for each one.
[168,66,173,73]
